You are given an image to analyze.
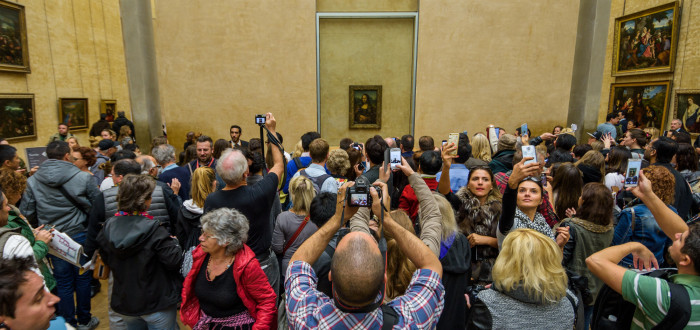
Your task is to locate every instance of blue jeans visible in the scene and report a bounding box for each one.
[584,305,594,330]
[119,308,179,330]
[50,231,92,326]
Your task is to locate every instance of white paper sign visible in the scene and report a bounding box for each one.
[48,230,84,268]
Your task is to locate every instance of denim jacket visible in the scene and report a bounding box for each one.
[612,203,676,267]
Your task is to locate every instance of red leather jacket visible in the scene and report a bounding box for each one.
[180,244,277,329]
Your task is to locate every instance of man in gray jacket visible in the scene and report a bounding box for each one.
[20,141,100,330]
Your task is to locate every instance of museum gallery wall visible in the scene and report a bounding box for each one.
[0,0,130,158]
[600,0,700,137]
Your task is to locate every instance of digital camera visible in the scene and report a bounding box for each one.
[255,114,266,125]
[347,176,379,207]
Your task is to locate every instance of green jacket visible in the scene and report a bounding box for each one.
[5,208,56,290]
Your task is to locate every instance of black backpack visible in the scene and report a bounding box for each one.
[592,268,691,330]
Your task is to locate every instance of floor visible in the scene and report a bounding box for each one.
[89,279,185,330]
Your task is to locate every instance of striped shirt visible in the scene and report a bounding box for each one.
[285,261,445,329]
[622,270,700,329]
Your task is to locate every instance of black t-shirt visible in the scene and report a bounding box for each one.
[194,255,246,318]
[204,173,279,258]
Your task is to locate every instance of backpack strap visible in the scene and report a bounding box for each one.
[293,157,305,171]
[381,304,399,330]
[45,171,90,215]
[0,227,22,259]
[652,282,692,330]
[187,162,193,175]
[283,215,310,254]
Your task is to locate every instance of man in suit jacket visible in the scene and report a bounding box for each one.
[229,125,249,150]
[663,118,689,137]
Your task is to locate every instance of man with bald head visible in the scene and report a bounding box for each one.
[285,182,445,329]
[204,113,284,295]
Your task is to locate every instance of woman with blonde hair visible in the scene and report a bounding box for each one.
[326,148,351,183]
[384,209,417,300]
[176,167,216,275]
[118,126,133,145]
[66,136,79,150]
[469,229,576,329]
[291,140,303,159]
[272,175,317,277]
[643,126,660,140]
[469,133,492,165]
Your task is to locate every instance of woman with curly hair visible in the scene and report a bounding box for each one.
[71,146,98,187]
[326,148,351,184]
[612,165,677,266]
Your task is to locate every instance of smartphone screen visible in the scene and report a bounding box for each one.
[522,145,537,165]
[521,123,528,137]
[447,133,459,156]
[625,159,643,187]
[390,148,401,170]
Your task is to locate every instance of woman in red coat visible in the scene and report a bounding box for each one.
[181,208,277,329]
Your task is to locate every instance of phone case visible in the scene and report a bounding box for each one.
[448,133,459,156]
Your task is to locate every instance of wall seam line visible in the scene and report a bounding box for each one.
[89,0,103,101]
[43,0,58,120]
[677,0,693,90]
[71,0,85,97]
[102,0,114,98]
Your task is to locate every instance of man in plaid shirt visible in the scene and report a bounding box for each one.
[285,181,445,329]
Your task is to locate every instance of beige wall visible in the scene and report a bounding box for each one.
[153,0,583,152]
[319,18,414,144]
[1,0,130,159]
[415,1,580,140]
[598,0,700,131]
[153,0,317,153]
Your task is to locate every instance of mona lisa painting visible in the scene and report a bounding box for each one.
[349,85,382,129]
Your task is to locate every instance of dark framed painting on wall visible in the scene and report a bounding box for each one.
[0,93,35,141]
[59,98,88,130]
[609,81,671,131]
[0,0,30,73]
[349,85,382,129]
[100,99,116,122]
[612,1,679,76]
[674,90,700,135]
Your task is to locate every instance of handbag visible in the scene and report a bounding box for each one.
[93,252,110,280]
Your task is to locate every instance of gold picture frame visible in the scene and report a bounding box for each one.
[674,90,700,136]
[0,0,30,73]
[349,85,382,129]
[100,99,116,122]
[609,81,671,131]
[0,93,35,141]
[612,1,679,76]
[58,98,89,130]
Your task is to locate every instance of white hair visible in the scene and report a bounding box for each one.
[216,149,248,186]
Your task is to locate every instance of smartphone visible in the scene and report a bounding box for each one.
[625,159,643,187]
[447,133,459,156]
[541,173,547,187]
[442,140,447,147]
[520,123,528,137]
[522,145,537,165]
[389,148,401,170]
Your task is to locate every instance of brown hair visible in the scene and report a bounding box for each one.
[345,147,363,181]
[552,163,583,220]
[627,128,648,148]
[643,165,675,205]
[117,174,156,213]
[0,169,26,201]
[576,182,613,226]
[73,146,97,167]
[309,138,329,163]
[574,150,606,179]
[385,209,417,300]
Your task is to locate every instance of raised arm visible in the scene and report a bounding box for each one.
[408,173,441,256]
[630,170,689,239]
[264,113,285,180]
[371,182,442,277]
[498,158,540,234]
[586,242,657,294]
[290,182,357,265]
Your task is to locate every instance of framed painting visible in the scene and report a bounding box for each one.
[100,99,116,122]
[58,98,88,130]
[0,0,30,73]
[0,93,35,141]
[349,85,382,129]
[674,90,700,135]
[609,81,671,131]
[612,1,679,76]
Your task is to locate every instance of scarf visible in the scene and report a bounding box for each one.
[512,208,554,240]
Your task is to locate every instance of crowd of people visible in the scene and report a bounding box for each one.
[2,111,700,329]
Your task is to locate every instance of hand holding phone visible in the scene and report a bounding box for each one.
[389,148,401,170]
[522,145,537,165]
[625,159,642,187]
[447,133,459,156]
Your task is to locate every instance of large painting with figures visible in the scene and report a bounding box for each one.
[0,94,35,141]
[349,85,382,129]
[609,81,671,131]
[674,90,700,135]
[0,0,30,73]
[612,2,679,76]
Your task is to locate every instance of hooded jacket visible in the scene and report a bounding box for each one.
[97,215,183,316]
[175,199,203,252]
[488,150,515,175]
[181,245,277,329]
[20,159,100,235]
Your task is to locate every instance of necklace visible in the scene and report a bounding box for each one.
[206,254,235,281]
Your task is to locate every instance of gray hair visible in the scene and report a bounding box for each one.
[200,208,249,254]
[216,149,248,186]
[137,155,155,174]
[152,144,176,165]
